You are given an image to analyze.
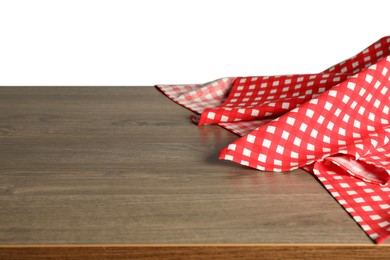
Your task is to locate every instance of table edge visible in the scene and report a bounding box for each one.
[1,244,390,260]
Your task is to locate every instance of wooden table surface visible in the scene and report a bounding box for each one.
[0,87,389,259]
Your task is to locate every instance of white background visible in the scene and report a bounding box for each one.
[0,0,389,86]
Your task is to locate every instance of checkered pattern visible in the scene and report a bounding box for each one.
[156,36,390,243]
[313,161,390,243]
[157,77,236,114]
[198,73,349,126]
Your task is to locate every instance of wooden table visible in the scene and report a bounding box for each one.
[0,87,389,259]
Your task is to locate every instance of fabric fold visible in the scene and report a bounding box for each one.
[156,36,390,243]
[157,77,236,114]
[322,154,390,185]
[198,73,349,126]
[219,55,390,174]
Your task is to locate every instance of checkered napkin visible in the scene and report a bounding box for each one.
[156,36,390,243]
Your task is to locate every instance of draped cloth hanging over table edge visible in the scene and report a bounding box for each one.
[156,36,390,244]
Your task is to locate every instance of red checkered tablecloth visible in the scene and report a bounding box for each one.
[156,36,390,243]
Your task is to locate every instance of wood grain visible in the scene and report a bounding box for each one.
[1,87,389,258]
